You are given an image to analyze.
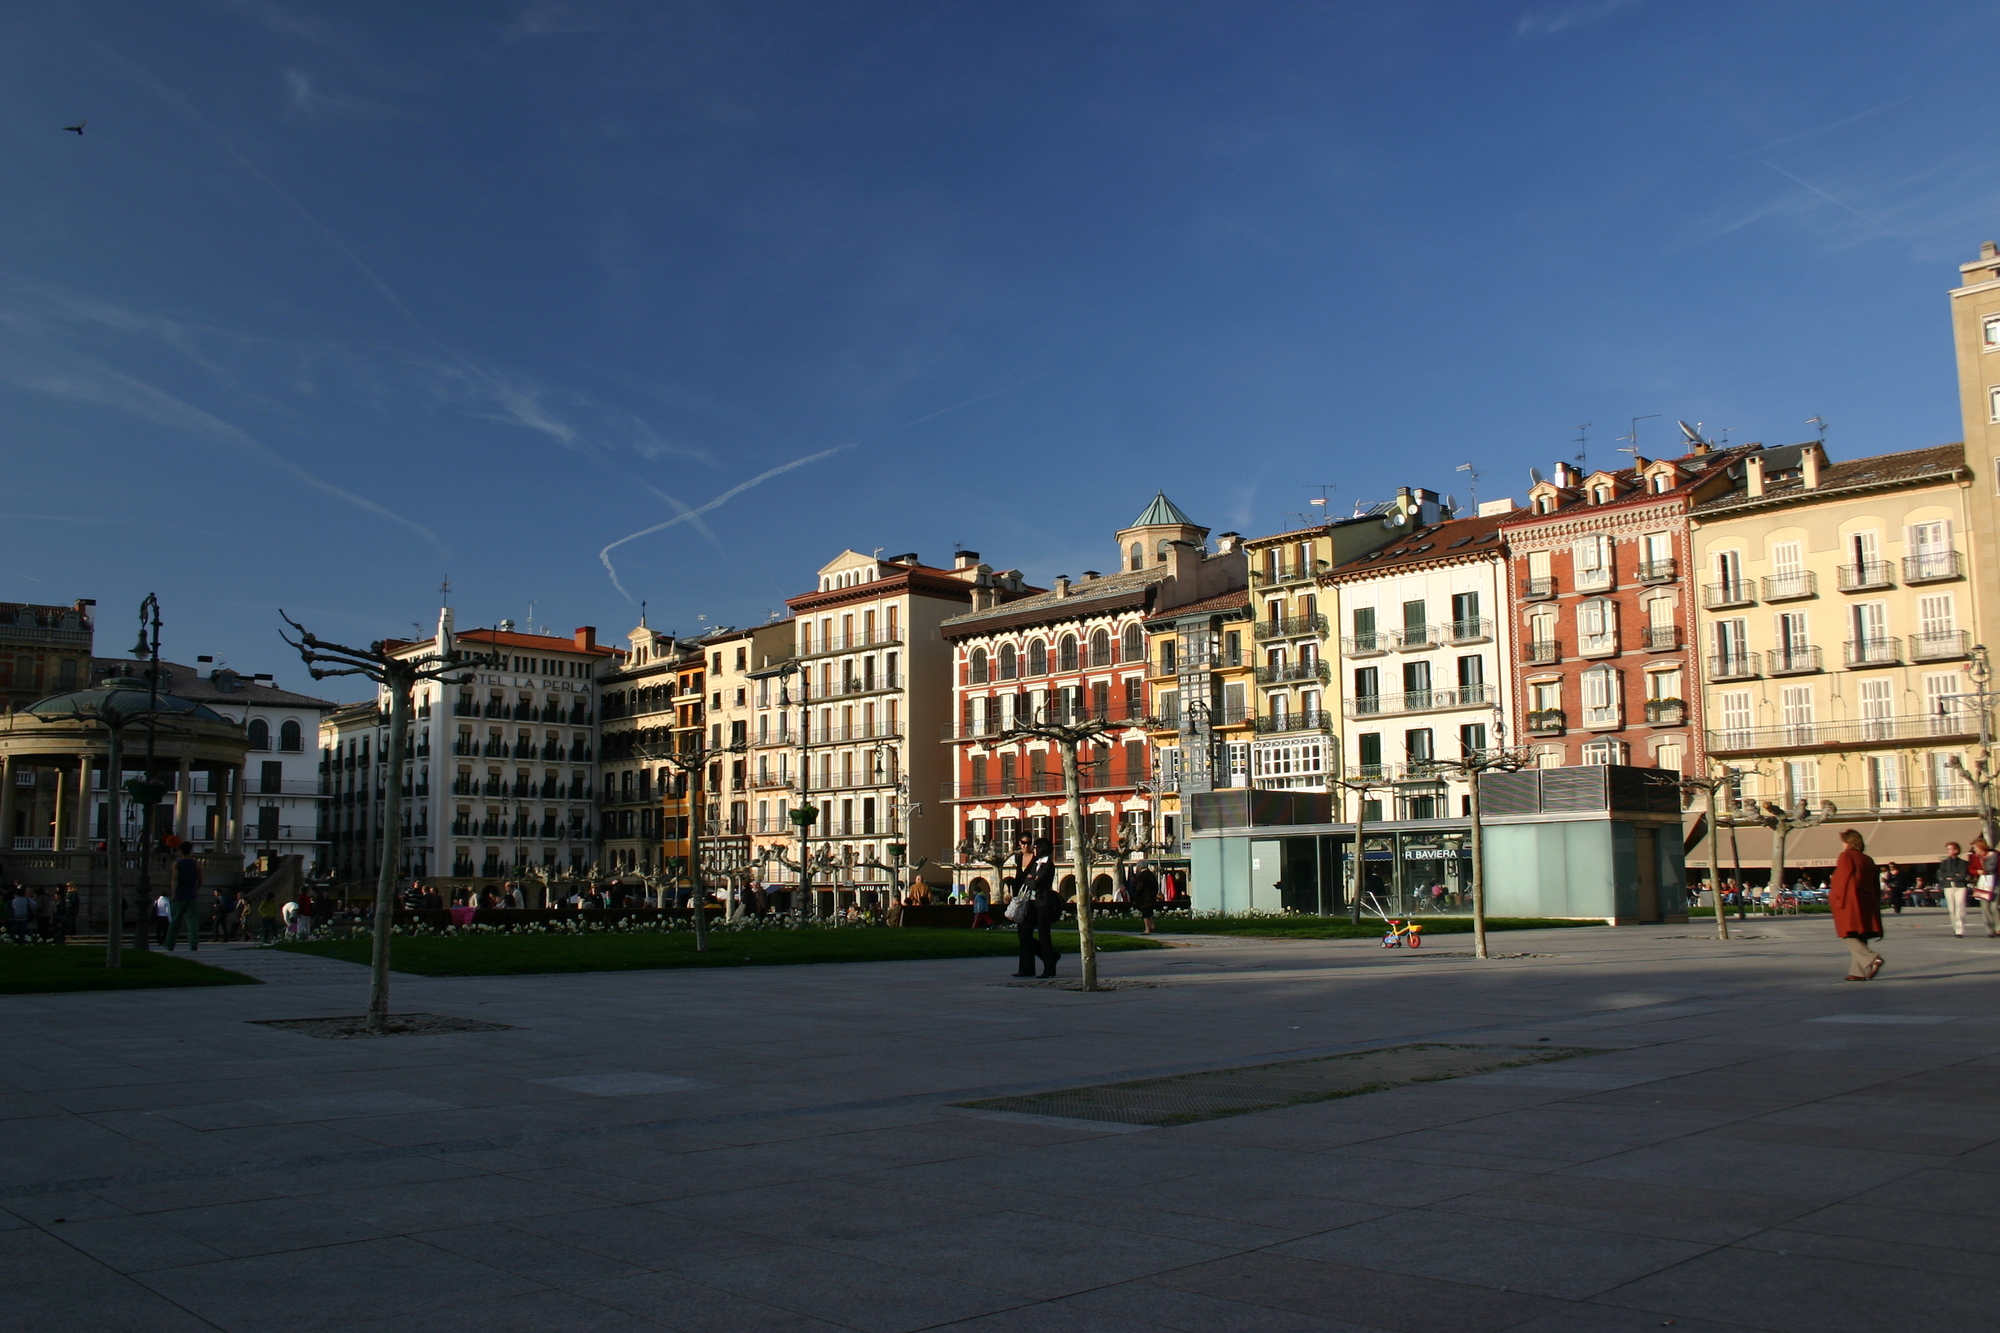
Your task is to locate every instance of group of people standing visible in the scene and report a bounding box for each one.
[1830,831,1999,980]
[5,884,78,943]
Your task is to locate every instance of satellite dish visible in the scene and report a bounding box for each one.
[1678,420,1701,443]
[1529,467,1545,484]
[1444,494,1458,514]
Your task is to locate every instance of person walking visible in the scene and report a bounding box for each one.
[7,884,33,942]
[165,850,202,951]
[1010,838,1060,978]
[1938,842,1972,937]
[151,892,172,946]
[1129,862,1161,936]
[1970,837,1999,938]
[969,886,994,930]
[1831,828,1884,981]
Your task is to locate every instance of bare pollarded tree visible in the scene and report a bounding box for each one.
[281,612,498,1033]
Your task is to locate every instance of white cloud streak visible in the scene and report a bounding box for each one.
[1762,160,1880,227]
[598,444,855,601]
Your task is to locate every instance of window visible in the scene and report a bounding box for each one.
[1089,629,1111,667]
[1057,635,1079,672]
[1357,732,1382,775]
[1924,672,1961,735]
[1990,385,2000,423]
[247,718,270,750]
[1527,549,1552,582]
[1456,655,1483,690]
[968,648,988,684]
[1718,690,1752,746]
[1653,737,1683,773]
[998,643,1018,679]
[1575,534,1611,589]
[1402,659,1431,704]
[1581,665,1620,726]
[1129,543,1143,572]
[1450,591,1479,632]
[1252,736,1327,784]
[1579,738,1627,765]
[1647,666,1682,700]
[278,719,302,752]
[1405,728,1434,763]
[1351,606,1379,650]
[1985,314,2000,350]
[1770,540,1801,574]
[1530,680,1561,712]
[1578,598,1616,654]
[1858,677,1894,741]
[1121,623,1143,663]
[1158,639,1175,673]
[1867,755,1903,809]
[1918,594,1956,652]
[1780,685,1816,745]
[1028,640,1048,676]
[1353,666,1380,710]
[1459,722,1487,756]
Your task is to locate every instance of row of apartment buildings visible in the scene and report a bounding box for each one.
[21,245,1995,909]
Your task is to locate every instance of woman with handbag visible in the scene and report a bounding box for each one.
[1010,838,1060,978]
[1830,828,1884,981]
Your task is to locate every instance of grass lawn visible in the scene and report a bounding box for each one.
[1093,914,1609,940]
[0,946,261,995]
[278,926,1168,977]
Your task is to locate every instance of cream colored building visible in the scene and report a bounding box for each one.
[1949,240,2000,657]
[1689,442,1986,868]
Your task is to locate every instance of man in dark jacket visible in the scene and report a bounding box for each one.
[167,851,202,951]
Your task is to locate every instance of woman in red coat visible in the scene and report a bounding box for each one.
[1830,828,1884,980]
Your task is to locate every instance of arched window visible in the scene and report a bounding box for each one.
[1027,640,1048,676]
[969,647,989,684]
[1156,539,1172,564]
[247,718,270,750]
[279,719,302,752]
[1058,634,1079,672]
[1121,623,1143,663]
[1129,543,1143,572]
[999,643,1018,680]
[1089,629,1111,667]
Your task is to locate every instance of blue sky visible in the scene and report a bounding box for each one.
[4,1,1998,701]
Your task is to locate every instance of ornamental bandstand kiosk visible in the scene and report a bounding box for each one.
[0,676,252,932]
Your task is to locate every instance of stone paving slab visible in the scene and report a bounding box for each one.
[2,907,1997,1330]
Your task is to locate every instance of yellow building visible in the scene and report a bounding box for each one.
[1689,441,1986,870]
[1948,240,2000,657]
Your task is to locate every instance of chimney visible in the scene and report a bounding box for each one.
[954,550,980,569]
[575,626,597,651]
[1801,441,1825,489]
[1053,575,1071,599]
[1081,570,1100,581]
[1215,531,1241,554]
[1984,240,1999,260]
[1743,453,1765,498]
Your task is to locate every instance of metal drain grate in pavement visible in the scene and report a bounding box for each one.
[955,1043,1600,1127]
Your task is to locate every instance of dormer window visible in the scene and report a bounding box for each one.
[1592,487,1610,505]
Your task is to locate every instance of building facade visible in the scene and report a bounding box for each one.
[1689,441,1987,868]
[1,600,94,713]
[597,622,693,876]
[940,500,1201,899]
[1948,240,2000,661]
[1324,506,1516,822]
[321,608,621,890]
[1500,448,1752,779]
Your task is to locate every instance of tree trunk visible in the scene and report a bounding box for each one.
[1468,773,1488,959]
[1349,790,1367,925]
[102,734,123,968]
[368,677,409,1034]
[1770,822,1788,916]
[690,770,709,952]
[1061,743,1099,991]
[1707,781,1729,940]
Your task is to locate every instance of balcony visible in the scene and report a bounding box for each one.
[1708,652,1761,681]
[1911,630,1971,662]
[833,671,904,697]
[1642,624,1679,651]
[1521,577,1556,601]
[1644,698,1687,726]
[1526,638,1561,665]
[1762,571,1818,602]
[1526,709,1566,735]
[1394,626,1437,651]
[1767,646,1823,675]
[1253,709,1336,735]
[1703,581,1757,610]
[1578,631,1618,658]
[1342,633,1391,658]
[1251,562,1321,587]
[1254,660,1329,686]
[1843,637,1901,668]
[1446,618,1493,645]
[1904,551,1962,584]
[797,628,905,660]
[1636,558,1677,585]
[1344,684,1493,719]
[1254,614,1327,641]
[1708,711,1982,754]
[1838,561,1894,592]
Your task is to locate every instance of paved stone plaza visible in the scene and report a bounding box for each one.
[5,914,1999,1332]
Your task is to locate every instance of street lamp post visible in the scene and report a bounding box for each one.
[1946,644,2000,847]
[639,735,746,952]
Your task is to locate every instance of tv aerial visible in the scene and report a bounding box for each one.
[1455,461,1484,511]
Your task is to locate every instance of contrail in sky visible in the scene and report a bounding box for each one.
[1763,161,1879,226]
[598,445,856,601]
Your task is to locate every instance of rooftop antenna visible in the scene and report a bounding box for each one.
[528,599,537,631]
[1455,461,1484,510]
[1807,415,1828,443]
[1284,510,1315,528]
[1618,414,1662,459]
[439,578,451,605]
[1573,423,1592,471]
[638,599,646,627]
[1306,483,1337,517]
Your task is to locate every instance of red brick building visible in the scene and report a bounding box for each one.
[1498,444,1757,778]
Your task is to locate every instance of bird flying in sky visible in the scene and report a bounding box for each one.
[62,119,86,134]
